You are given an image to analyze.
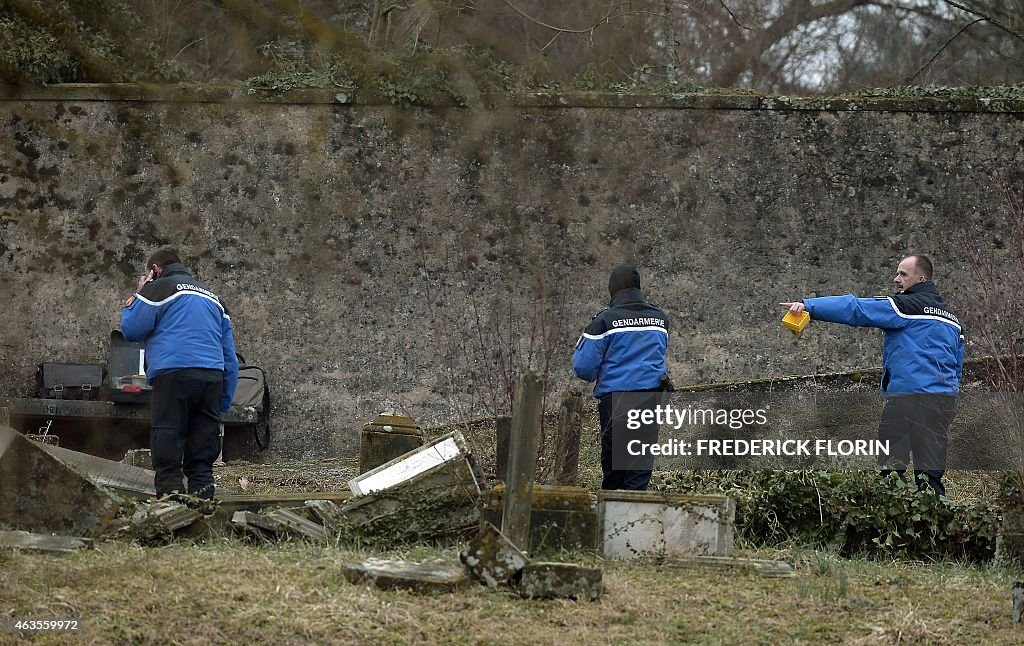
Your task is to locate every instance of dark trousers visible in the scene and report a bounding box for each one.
[877,393,956,496]
[599,391,659,491]
[151,368,224,499]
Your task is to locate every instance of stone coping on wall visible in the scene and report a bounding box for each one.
[676,356,1004,393]
[1,83,1023,113]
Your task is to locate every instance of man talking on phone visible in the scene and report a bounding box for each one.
[121,248,239,500]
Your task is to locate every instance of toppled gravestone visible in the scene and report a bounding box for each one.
[129,501,203,541]
[341,432,481,542]
[460,521,529,587]
[231,509,327,542]
[0,530,93,553]
[518,562,603,601]
[0,424,120,536]
[342,558,469,592]
[304,499,346,530]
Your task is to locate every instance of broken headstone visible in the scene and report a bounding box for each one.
[0,530,93,553]
[342,558,469,592]
[130,501,203,541]
[305,499,346,531]
[230,509,327,542]
[348,432,478,496]
[518,562,603,601]
[459,521,529,587]
[0,424,120,536]
[341,432,481,543]
[264,509,327,542]
[1014,581,1023,623]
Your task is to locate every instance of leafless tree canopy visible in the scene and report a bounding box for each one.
[3,0,1023,91]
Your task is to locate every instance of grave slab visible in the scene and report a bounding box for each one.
[600,491,735,559]
[342,558,469,592]
[0,424,120,536]
[0,530,93,553]
[518,562,603,601]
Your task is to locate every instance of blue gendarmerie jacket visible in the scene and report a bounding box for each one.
[804,281,964,395]
[573,287,669,398]
[121,262,240,412]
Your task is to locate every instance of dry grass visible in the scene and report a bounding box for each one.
[3,410,1014,644]
[0,540,1020,645]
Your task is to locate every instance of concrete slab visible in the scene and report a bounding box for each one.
[599,491,735,559]
[0,424,120,536]
[0,530,93,553]
[518,562,603,601]
[342,558,469,592]
[460,521,529,587]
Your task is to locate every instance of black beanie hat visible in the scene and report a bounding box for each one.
[608,263,641,296]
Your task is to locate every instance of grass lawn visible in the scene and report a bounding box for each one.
[1,538,1019,645]
[1,414,1018,644]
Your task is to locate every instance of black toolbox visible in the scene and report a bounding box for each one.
[36,363,105,400]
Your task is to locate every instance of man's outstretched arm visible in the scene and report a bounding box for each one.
[780,295,909,331]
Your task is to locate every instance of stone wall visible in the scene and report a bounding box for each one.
[1,86,1020,458]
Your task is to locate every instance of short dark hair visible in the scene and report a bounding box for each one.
[911,254,933,280]
[146,247,180,270]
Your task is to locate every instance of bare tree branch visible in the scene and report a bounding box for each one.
[908,17,986,82]
[941,0,1024,42]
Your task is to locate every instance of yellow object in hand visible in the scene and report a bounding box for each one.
[782,310,810,338]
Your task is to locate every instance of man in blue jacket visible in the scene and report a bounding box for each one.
[573,264,670,490]
[121,248,239,500]
[782,255,963,495]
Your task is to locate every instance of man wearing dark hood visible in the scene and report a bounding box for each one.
[782,255,963,495]
[573,264,670,490]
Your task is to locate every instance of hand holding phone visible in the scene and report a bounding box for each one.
[136,267,155,292]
